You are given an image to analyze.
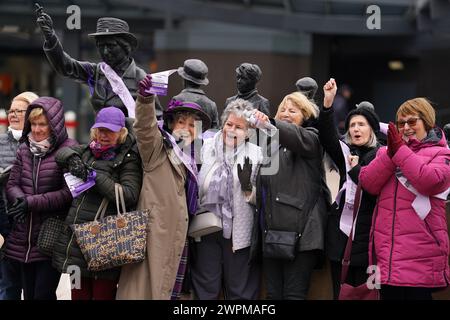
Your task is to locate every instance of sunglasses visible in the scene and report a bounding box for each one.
[396,117,421,128]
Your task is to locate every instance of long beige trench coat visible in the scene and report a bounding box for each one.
[116,95,188,299]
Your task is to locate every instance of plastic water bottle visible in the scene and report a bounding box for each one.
[243,110,277,137]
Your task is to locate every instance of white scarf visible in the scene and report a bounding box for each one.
[8,127,22,141]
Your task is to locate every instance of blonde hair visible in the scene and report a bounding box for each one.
[90,127,128,144]
[12,92,39,105]
[28,107,45,122]
[396,98,435,131]
[275,92,319,122]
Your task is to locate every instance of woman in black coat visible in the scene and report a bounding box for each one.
[53,107,142,300]
[248,91,331,300]
[318,79,381,299]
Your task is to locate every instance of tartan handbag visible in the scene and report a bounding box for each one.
[71,183,150,271]
[37,216,66,257]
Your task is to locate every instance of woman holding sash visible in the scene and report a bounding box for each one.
[360,98,450,300]
[116,75,212,300]
[318,79,381,299]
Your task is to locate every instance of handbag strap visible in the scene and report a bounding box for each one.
[94,198,109,221]
[114,183,126,215]
[340,183,363,285]
[368,197,380,267]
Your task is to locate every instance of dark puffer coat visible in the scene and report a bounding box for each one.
[52,133,142,280]
[5,97,77,263]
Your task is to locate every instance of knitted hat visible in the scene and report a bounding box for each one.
[345,106,380,134]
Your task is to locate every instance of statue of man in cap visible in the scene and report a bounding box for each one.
[171,59,219,129]
[296,77,318,100]
[35,4,163,118]
[225,63,270,116]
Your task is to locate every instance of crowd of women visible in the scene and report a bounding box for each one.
[0,73,448,301]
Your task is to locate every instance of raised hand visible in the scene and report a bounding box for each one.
[138,74,153,97]
[35,3,55,40]
[237,157,253,192]
[387,122,405,158]
[323,78,338,108]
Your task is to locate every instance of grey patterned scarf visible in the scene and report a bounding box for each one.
[203,132,245,239]
[28,133,52,158]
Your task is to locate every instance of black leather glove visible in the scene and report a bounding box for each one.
[237,157,253,192]
[68,155,88,181]
[8,198,28,224]
[35,3,56,41]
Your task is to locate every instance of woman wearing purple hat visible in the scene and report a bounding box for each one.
[53,106,142,300]
[117,75,212,300]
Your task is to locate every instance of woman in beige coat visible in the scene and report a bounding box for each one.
[116,75,211,299]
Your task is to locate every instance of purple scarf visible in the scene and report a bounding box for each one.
[89,140,118,160]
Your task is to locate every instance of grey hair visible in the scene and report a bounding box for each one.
[344,130,378,148]
[221,98,254,128]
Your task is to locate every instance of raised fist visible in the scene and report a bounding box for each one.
[323,78,338,109]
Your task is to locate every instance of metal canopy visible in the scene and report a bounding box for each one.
[0,0,446,36]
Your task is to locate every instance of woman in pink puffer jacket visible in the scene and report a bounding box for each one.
[360,98,450,300]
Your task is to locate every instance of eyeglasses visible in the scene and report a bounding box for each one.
[6,110,27,117]
[396,117,421,128]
